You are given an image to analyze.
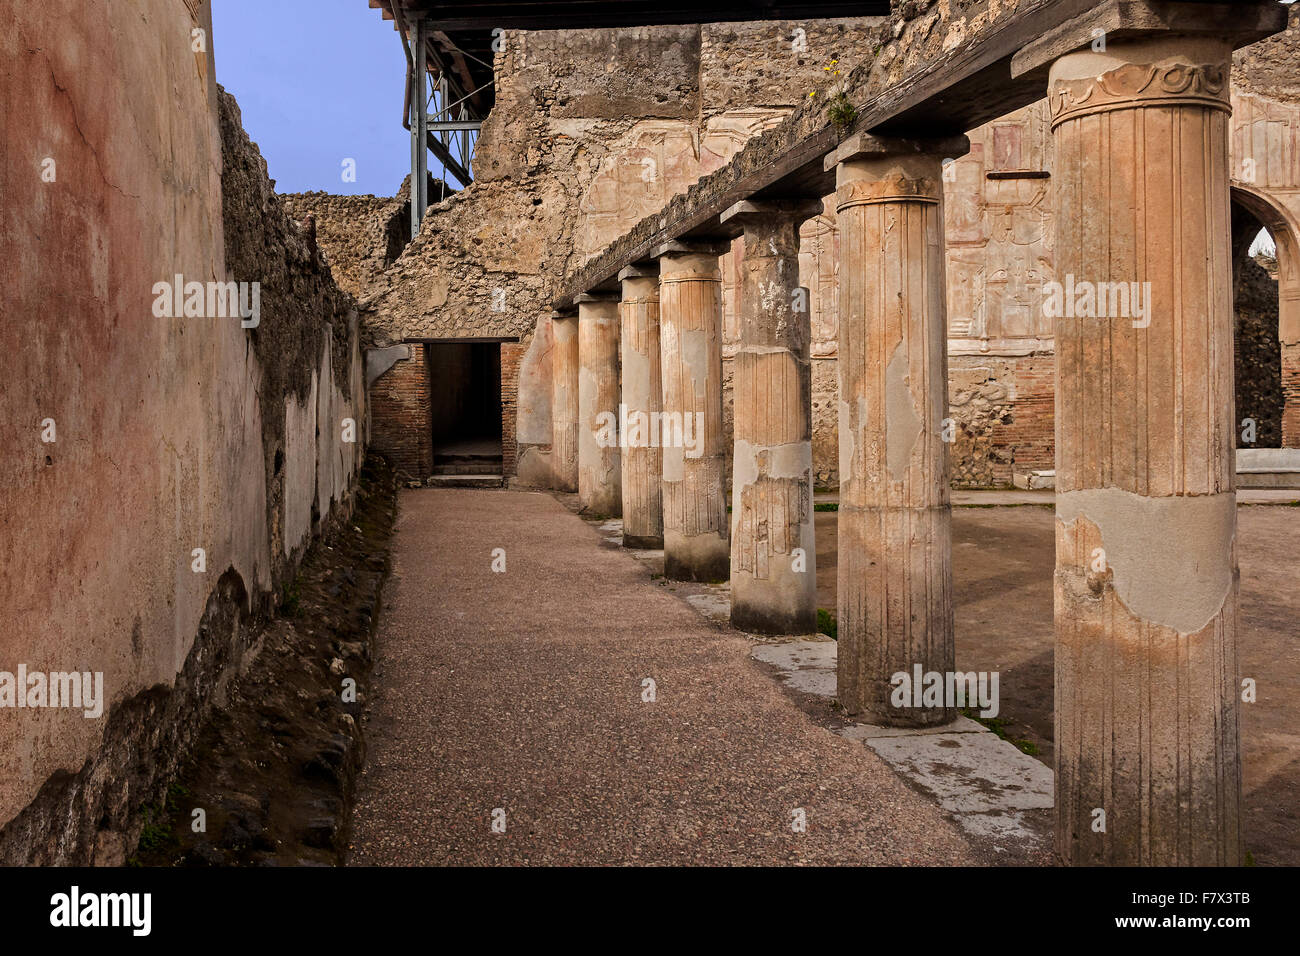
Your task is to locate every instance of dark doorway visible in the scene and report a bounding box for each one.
[426,341,503,475]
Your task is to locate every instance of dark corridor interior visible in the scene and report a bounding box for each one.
[427,342,504,475]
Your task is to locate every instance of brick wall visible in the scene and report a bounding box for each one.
[1284,343,1300,447]
[500,343,523,477]
[1000,357,1056,478]
[949,354,1055,487]
[370,344,432,479]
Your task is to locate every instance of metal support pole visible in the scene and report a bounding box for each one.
[409,18,429,235]
[408,17,420,239]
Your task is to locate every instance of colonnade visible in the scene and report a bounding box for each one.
[548,29,1245,865]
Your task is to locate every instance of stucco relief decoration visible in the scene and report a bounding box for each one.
[1049,62,1230,128]
[576,110,787,264]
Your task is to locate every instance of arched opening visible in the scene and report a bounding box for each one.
[1230,198,1283,448]
[1230,186,1300,458]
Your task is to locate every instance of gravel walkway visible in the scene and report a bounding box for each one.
[349,488,975,865]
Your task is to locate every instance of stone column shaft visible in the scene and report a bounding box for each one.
[1277,230,1300,447]
[656,245,729,581]
[721,201,819,634]
[619,266,664,548]
[830,135,966,727]
[577,294,621,516]
[1048,36,1242,866]
[550,311,579,492]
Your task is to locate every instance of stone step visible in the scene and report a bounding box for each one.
[1017,454,1300,490]
[1236,448,1300,488]
[432,453,503,476]
[423,475,505,489]
[432,464,503,475]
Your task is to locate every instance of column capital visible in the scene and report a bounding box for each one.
[574,292,620,304]
[617,262,659,282]
[550,309,577,321]
[1011,0,1286,80]
[619,264,660,304]
[650,238,731,259]
[824,132,969,172]
[719,198,825,229]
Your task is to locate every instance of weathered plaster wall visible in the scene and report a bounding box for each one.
[0,1,365,863]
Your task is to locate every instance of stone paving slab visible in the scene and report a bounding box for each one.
[836,717,988,740]
[747,636,1053,852]
[865,733,1055,815]
[349,488,981,865]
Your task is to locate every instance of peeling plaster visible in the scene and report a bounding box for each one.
[681,328,709,383]
[364,345,410,387]
[577,365,601,465]
[885,342,923,481]
[663,444,685,482]
[1056,489,1236,636]
[734,438,812,488]
[622,341,652,406]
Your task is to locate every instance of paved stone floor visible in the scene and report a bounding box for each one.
[349,488,978,865]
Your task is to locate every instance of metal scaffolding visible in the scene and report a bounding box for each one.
[398,15,487,236]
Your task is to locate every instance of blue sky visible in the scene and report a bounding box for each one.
[212,0,423,196]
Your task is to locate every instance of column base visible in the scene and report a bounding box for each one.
[578,500,622,519]
[622,533,664,550]
[664,532,730,583]
[844,692,957,730]
[730,602,816,637]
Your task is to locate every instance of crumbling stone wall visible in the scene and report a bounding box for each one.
[281,175,457,300]
[1233,3,1300,106]
[281,190,408,299]
[0,0,365,863]
[363,20,881,345]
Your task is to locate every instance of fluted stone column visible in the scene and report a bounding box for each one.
[828,134,967,727]
[551,310,580,493]
[655,242,729,581]
[619,264,664,548]
[576,293,621,516]
[1047,36,1242,866]
[719,201,822,634]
